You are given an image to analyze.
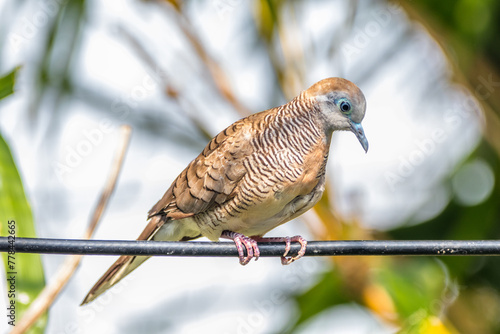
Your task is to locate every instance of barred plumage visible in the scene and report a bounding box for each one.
[81,77,368,305]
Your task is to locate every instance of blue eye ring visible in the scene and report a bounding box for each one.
[338,99,352,114]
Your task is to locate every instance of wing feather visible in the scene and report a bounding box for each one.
[147,118,256,222]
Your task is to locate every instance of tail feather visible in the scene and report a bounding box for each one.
[80,254,149,305]
[80,215,202,305]
[81,216,168,305]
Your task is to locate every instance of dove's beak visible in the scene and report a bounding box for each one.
[350,121,369,153]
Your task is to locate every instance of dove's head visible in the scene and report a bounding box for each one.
[307,77,368,152]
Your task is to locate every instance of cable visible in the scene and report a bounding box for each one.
[2,237,500,257]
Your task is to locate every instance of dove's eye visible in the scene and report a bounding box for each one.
[338,99,352,114]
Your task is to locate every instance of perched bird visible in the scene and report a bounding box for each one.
[81,77,368,305]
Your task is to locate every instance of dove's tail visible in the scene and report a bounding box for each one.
[80,253,149,305]
[81,215,165,305]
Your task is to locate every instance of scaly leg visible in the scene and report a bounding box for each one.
[253,235,307,265]
[221,231,260,265]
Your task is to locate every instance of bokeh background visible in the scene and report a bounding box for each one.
[1,0,500,333]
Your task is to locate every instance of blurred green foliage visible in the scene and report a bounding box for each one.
[0,67,20,100]
[0,68,47,332]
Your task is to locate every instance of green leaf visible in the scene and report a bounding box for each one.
[0,68,47,332]
[0,67,21,101]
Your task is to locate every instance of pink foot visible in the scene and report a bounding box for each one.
[254,235,307,265]
[221,231,260,265]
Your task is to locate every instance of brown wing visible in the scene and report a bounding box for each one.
[147,118,257,220]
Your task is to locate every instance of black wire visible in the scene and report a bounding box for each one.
[1,237,500,257]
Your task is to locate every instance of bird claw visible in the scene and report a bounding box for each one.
[222,231,307,265]
[279,235,307,265]
[255,235,308,265]
[221,231,260,265]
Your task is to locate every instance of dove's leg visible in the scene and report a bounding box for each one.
[221,231,260,265]
[221,231,307,265]
[253,236,307,265]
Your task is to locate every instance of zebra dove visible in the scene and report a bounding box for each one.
[81,77,368,305]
